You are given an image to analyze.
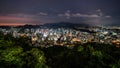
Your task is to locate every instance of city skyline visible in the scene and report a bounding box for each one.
[0,0,120,26]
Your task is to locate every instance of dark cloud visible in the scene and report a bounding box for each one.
[0,0,120,25]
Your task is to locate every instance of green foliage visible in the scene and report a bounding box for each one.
[0,46,24,68]
[92,50,103,58]
[1,46,23,62]
[0,33,120,68]
[77,45,84,52]
[27,48,48,68]
[0,34,48,68]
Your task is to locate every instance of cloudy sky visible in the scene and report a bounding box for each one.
[0,0,120,26]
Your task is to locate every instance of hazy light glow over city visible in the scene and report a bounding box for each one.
[0,0,120,26]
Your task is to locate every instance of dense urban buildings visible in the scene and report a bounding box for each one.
[0,24,120,48]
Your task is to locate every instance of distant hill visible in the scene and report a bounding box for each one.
[0,26,11,29]
[42,22,89,28]
[0,22,89,29]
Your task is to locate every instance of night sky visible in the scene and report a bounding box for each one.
[0,0,120,26]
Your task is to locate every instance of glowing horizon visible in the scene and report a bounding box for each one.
[0,23,31,26]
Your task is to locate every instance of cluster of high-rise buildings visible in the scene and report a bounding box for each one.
[0,26,120,47]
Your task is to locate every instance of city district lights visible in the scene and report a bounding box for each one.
[0,26,120,48]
